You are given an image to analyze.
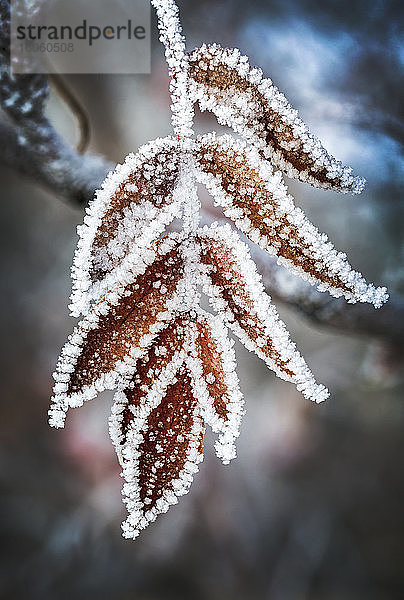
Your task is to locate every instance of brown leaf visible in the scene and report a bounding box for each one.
[195,134,387,306]
[198,227,293,378]
[114,316,190,445]
[197,224,329,403]
[49,235,185,428]
[70,137,181,315]
[194,316,229,420]
[190,311,244,464]
[119,367,204,539]
[189,44,364,193]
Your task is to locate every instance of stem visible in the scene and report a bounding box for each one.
[151,0,194,141]
[151,0,201,315]
[151,0,200,234]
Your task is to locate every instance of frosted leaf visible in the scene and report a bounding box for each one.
[49,234,185,428]
[70,136,182,316]
[116,365,204,540]
[188,44,365,193]
[48,0,390,541]
[195,134,388,308]
[109,315,190,461]
[108,307,244,536]
[197,223,329,404]
[187,310,244,464]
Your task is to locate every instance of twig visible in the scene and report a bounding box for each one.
[49,73,90,154]
[251,243,404,348]
[0,119,112,205]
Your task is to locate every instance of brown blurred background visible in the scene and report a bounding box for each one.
[1,1,403,598]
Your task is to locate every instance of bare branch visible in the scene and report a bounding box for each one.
[251,244,404,348]
[0,118,113,205]
[0,118,113,204]
[0,0,113,204]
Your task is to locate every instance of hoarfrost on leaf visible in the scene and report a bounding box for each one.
[49,0,388,539]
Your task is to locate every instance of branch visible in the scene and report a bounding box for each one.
[250,244,404,348]
[0,0,113,205]
[0,119,113,205]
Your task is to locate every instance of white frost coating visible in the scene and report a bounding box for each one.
[189,43,365,194]
[49,234,183,429]
[152,1,201,313]
[198,223,330,404]
[180,156,201,236]
[109,349,187,463]
[186,310,244,464]
[112,357,204,539]
[70,136,180,316]
[195,133,388,308]
[151,0,194,141]
[170,159,201,313]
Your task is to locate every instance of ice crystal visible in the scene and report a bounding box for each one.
[49,0,388,538]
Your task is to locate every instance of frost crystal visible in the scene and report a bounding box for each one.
[49,0,388,538]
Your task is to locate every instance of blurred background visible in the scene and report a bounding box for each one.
[1,1,403,598]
